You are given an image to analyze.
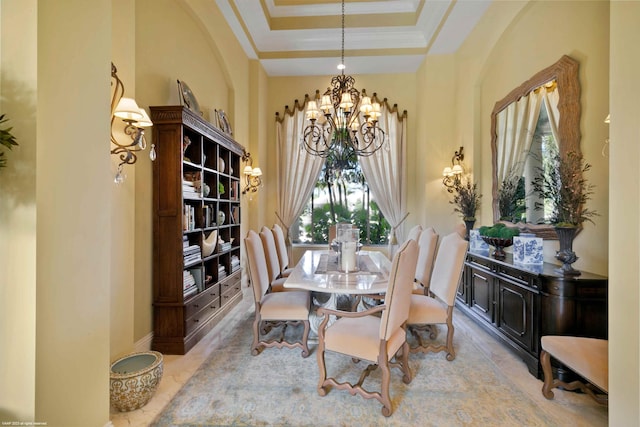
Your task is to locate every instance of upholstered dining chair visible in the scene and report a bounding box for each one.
[407,232,467,360]
[316,239,419,417]
[259,226,289,292]
[413,227,439,295]
[244,230,311,357]
[271,224,294,277]
[405,224,423,242]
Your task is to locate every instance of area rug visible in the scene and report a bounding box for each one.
[152,312,559,427]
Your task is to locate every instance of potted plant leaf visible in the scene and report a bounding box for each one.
[531,150,597,275]
[450,177,482,240]
[0,114,18,169]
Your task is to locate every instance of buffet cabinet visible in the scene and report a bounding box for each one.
[150,105,243,355]
[456,251,608,380]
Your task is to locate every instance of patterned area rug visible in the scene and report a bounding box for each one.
[152,312,560,427]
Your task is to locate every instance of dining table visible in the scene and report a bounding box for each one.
[284,249,392,335]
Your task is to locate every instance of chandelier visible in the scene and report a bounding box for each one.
[302,0,386,160]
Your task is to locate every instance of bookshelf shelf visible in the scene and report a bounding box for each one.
[150,105,243,355]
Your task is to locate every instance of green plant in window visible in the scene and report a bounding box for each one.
[218,182,225,195]
[0,114,18,169]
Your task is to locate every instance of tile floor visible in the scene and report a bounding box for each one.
[110,285,608,426]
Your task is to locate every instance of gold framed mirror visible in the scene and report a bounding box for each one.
[490,55,581,239]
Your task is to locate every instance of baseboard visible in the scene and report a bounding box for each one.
[134,332,154,352]
[104,421,114,427]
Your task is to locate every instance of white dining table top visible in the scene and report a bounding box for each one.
[283,250,391,294]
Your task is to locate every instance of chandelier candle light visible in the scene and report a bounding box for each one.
[302,0,386,160]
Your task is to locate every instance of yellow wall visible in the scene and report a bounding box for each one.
[609,1,640,423]
[37,1,112,425]
[0,0,37,421]
[455,0,610,275]
[127,0,250,343]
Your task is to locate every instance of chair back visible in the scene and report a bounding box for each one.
[405,225,423,242]
[260,226,281,282]
[415,227,439,287]
[272,224,290,271]
[380,239,419,340]
[430,232,468,306]
[245,230,271,302]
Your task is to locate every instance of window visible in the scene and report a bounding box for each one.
[290,159,390,245]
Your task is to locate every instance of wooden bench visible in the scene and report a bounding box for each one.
[540,336,608,405]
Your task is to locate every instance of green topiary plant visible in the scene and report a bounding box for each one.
[479,223,520,239]
[0,114,18,168]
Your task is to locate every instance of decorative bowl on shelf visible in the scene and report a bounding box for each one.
[480,236,513,260]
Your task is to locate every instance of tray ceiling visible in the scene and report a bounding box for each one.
[215,0,492,76]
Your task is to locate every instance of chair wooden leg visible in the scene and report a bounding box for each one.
[399,341,412,384]
[445,316,456,361]
[300,320,310,358]
[316,320,328,396]
[378,349,392,417]
[541,349,555,399]
[251,314,262,356]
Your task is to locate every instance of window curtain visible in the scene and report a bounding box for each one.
[275,98,325,257]
[495,89,544,184]
[542,87,560,147]
[358,101,408,256]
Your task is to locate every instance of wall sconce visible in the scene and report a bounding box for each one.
[241,150,262,195]
[442,146,465,193]
[602,113,610,157]
[111,62,156,184]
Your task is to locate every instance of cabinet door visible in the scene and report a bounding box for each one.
[497,279,535,353]
[470,267,493,323]
[456,265,470,304]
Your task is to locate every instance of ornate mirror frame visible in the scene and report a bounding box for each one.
[490,55,581,239]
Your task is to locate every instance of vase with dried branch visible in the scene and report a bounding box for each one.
[450,178,482,240]
[531,150,598,275]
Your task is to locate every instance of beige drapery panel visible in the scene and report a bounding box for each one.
[276,94,407,256]
[495,89,544,185]
[543,88,560,144]
[275,98,325,257]
[358,99,408,257]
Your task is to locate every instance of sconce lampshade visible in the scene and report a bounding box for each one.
[442,167,453,177]
[251,167,262,177]
[136,108,153,127]
[452,164,464,175]
[114,97,143,121]
[243,165,253,176]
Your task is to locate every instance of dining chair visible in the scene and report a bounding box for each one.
[413,227,439,295]
[316,239,419,417]
[271,223,294,277]
[407,232,467,360]
[405,224,423,242]
[244,230,311,357]
[259,226,289,292]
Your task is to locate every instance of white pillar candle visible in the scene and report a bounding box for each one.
[341,242,358,272]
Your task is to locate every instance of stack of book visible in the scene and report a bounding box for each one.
[183,244,201,266]
[218,264,227,280]
[182,181,201,199]
[218,241,232,252]
[183,204,196,231]
[182,173,202,199]
[183,270,198,299]
[230,255,240,273]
